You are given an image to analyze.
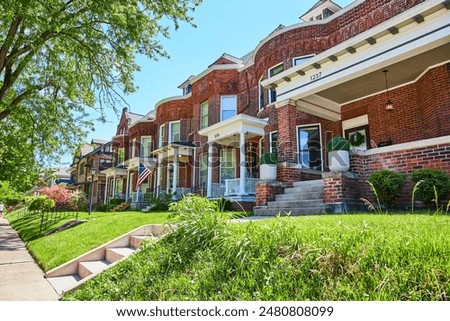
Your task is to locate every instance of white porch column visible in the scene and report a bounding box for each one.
[239,131,246,195]
[103,176,108,204]
[192,148,197,190]
[156,163,161,196]
[125,170,130,201]
[207,142,213,198]
[112,173,117,198]
[172,149,179,199]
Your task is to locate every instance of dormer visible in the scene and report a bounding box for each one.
[178,75,195,96]
[300,0,342,22]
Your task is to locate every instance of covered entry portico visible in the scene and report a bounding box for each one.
[198,113,267,199]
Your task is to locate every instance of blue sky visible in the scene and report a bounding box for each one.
[71,0,354,164]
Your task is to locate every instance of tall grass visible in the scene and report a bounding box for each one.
[64,196,450,301]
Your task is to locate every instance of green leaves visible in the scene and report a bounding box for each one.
[0,0,202,191]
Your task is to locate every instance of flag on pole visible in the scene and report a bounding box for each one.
[136,163,151,189]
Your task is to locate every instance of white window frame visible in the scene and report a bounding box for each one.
[292,54,315,67]
[220,95,237,121]
[159,124,165,148]
[200,101,209,129]
[199,153,208,188]
[169,121,181,144]
[268,63,283,104]
[269,131,278,154]
[296,123,323,171]
[131,138,137,158]
[117,148,125,165]
[140,136,152,157]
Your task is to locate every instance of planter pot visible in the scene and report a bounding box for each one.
[328,150,350,172]
[260,164,277,180]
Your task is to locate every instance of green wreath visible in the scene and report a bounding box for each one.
[349,131,365,147]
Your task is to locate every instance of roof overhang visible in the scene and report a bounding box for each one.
[123,157,157,170]
[101,167,128,177]
[262,0,450,121]
[153,142,196,162]
[198,114,267,145]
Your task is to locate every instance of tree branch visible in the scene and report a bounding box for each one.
[0,15,23,73]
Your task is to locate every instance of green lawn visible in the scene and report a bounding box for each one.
[61,207,450,301]
[7,210,169,271]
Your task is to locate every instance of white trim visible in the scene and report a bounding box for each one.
[258,75,264,110]
[355,135,450,157]
[342,115,369,133]
[140,135,153,157]
[269,130,278,154]
[296,123,324,171]
[158,124,165,148]
[200,100,209,130]
[268,63,284,104]
[292,54,316,67]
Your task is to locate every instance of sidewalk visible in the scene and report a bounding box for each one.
[0,216,58,301]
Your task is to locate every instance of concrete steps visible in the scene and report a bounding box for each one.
[254,179,326,216]
[45,224,169,297]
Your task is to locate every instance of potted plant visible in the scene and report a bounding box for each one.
[259,152,277,180]
[326,136,350,172]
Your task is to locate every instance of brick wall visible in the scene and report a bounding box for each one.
[255,181,288,206]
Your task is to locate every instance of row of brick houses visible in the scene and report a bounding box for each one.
[70,0,450,214]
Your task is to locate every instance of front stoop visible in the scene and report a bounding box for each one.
[45,224,169,296]
[254,179,327,216]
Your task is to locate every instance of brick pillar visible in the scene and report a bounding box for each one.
[276,100,297,163]
[255,181,288,206]
[322,171,360,213]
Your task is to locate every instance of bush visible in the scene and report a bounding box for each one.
[145,192,173,212]
[368,169,406,208]
[40,185,72,209]
[70,190,87,211]
[215,198,233,211]
[326,136,350,151]
[412,169,450,207]
[27,196,55,212]
[260,152,277,165]
[109,198,125,206]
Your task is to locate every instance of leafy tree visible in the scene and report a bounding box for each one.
[0,0,201,191]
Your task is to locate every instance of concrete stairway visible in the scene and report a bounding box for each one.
[45,224,168,296]
[253,179,326,216]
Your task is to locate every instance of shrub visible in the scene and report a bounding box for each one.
[368,169,406,208]
[215,197,233,212]
[260,152,277,165]
[412,169,450,207]
[39,185,72,209]
[70,190,87,211]
[27,196,55,212]
[326,136,350,151]
[109,198,125,206]
[145,192,174,211]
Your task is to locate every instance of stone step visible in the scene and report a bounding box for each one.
[253,205,326,216]
[46,274,81,296]
[276,192,324,201]
[267,199,324,208]
[78,260,110,279]
[292,179,324,188]
[284,185,324,194]
[105,247,135,263]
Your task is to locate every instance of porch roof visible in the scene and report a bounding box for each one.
[198,113,267,145]
[153,142,196,161]
[262,0,450,121]
[123,157,157,170]
[101,166,128,177]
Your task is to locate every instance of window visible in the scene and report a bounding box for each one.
[220,149,236,183]
[117,148,125,165]
[140,136,152,157]
[269,131,278,155]
[183,84,192,96]
[258,76,265,110]
[293,54,315,66]
[199,153,208,189]
[297,125,322,171]
[131,138,137,158]
[159,124,165,148]
[221,96,237,121]
[323,8,334,18]
[169,121,180,143]
[345,125,370,151]
[200,101,209,129]
[268,64,284,104]
[115,178,123,195]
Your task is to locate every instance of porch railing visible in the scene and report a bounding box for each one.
[211,178,260,198]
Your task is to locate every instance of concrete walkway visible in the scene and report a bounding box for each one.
[0,216,58,301]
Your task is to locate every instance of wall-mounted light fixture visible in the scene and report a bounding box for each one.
[383,70,394,111]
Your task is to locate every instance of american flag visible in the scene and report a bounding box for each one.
[136,164,151,189]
